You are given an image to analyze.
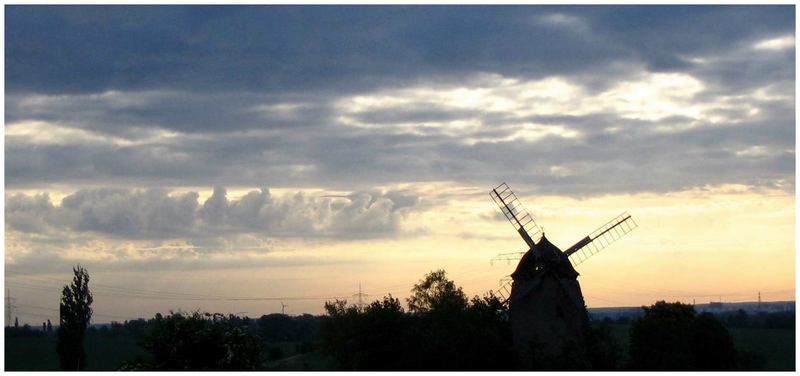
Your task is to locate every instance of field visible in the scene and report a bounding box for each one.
[6,326,795,371]
[5,335,147,371]
[729,327,795,370]
[606,324,795,371]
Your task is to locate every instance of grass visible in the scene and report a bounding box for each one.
[264,351,336,370]
[729,327,795,371]
[5,325,795,371]
[5,335,147,371]
[604,323,795,371]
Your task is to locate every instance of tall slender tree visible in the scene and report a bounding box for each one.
[57,265,93,371]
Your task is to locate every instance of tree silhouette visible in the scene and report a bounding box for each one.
[321,270,517,370]
[689,313,738,370]
[407,269,468,313]
[629,301,694,370]
[138,311,263,370]
[57,265,93,371]
[629,301,741,370]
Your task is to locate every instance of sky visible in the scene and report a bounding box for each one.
[4,5,796,325]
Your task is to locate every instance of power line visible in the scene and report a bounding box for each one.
[17,302,139,320]
[6,288,18,327]
[5,263,500,303]
[8,273,792,305]
[6,280,353,302]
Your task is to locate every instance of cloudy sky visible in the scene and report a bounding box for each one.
[5,5,795,324]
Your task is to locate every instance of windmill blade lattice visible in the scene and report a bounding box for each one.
[490,183,544,248]
[490,251,526,266]
[497,276,513,302]
[565,213,637,267]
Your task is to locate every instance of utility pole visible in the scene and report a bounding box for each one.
[358,283,363,309]
[5,289,10,326]
[5,288,17,327]
[758,291,762,311]
[352,283,368,311]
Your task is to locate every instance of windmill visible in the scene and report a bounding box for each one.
[489,182,637,369]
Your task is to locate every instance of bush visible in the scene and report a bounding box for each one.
[320,270,517,370]
[585,323,622,370]
[140,311,263,371]
[629,301,744,370]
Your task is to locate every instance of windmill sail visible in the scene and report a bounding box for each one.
[497,276,513,301]
[565,213,637,267]
[490,251,527,266]
[490,182,544,249]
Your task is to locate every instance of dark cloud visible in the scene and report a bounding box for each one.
[5,193,55,233]
[5,91,333,135]
[7,6,792,96]
[6,102,793,196]
[6,187,423,240]
[4,6,795,197]
[59,188,199,238]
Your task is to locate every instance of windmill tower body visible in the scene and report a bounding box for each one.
[509,237,590,369]
[489,183,637,369]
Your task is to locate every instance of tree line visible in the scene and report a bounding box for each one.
[16,265,787,370]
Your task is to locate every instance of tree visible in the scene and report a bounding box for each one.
[321,295,410,370]
[407,269,468,313]
[139,311,263,370]
[57,265,93,371]
[14,317,18,328]
[585,322,622,370]
[629,301,694,370]
[46,319,53,333]
[629,301,741,370]
[320,270,518,371]
[689,313,738,370]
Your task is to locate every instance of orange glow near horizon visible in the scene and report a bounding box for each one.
[5,182,794,323]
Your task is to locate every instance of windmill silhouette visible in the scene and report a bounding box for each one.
[489,182,637,368]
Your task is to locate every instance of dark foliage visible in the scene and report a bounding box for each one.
[89,311,320,369]
[57,265,93,371]
[717,309,795,330]
[267,346,284,361]
[629,301,745,370]
[321,270,515,370]
[689,313,738,370]
[133,311,263,371]
[5,324,44,338]
[585,323,622,370]
[256,313,320,343]
[407,269,469,313]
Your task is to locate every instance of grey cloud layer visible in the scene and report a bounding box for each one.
[6,187,421,240]
[5,6,795,196]
[6,6,792,95]
[6,88,794,194]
